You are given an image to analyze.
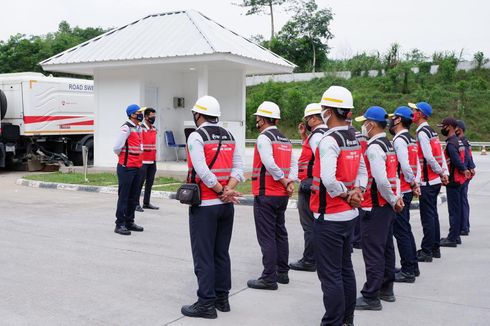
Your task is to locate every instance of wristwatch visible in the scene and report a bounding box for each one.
[216,189,224,196]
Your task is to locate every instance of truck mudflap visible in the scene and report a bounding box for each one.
[0,143,5,168]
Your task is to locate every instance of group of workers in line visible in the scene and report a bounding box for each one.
[112,85,476,326]
[113,105,160,236]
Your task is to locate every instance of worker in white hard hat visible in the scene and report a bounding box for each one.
[309,86,367,326]
[181,95,244,319]
[289,103,328,272]
[247,101,298,290]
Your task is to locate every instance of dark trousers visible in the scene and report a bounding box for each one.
[352,209,363,247]
[419,184,442,254]
[189,203,234,305]
[253,195,290,282]
[461,180,471,233]
[138,162,157,205]
[393,192,419,275]
[360,205,396,299]
[446,185,464,241]
[297,182,315,264]
[314,216,356,326]
[115,164,141,227]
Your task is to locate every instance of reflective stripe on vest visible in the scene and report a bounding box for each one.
[362,137,398,208]
[252,129,292,196]
[141,127,157,162]
[395,132,418,192]
[298,127,328,181]
[417,125,443,183]
[118,122,142,168]
[445,137,467,185]
[310,129,362,215]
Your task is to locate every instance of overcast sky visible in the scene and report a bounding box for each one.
[1,0,488,60]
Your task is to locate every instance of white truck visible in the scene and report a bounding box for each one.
[0,72,94,170]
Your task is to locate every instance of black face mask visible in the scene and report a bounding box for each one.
[193,113,199,127]
[135,114,144,122]
[455,130,461,137]
[148,117,156,125]
[441,128,449,136]
[388,118,399,136]
[304,120,312,132]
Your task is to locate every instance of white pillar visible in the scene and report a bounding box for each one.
[197,66,208,97]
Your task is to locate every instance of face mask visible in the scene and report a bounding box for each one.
[441,127,449,136]
[321,110,331,126]
[388,118,399,136]
[304,119,312,132]
[135,114,144,122]
[455,129,461,137]
[412,111,421,123]
[193,113,199,127]
[148,117,156,125]
[361,122,372,138]
[255,119,261,130]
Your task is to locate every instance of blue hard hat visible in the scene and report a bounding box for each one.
[126,104,141,116]
[409,102,432,117]
[355,106,388,122]
[391,106,414,120]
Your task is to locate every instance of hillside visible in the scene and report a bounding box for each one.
[246,69,490,141]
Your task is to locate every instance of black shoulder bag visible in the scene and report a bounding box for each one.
[176,128,223,206]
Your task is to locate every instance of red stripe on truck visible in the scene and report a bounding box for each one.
[24,116,84,124]
[60,120,94,126]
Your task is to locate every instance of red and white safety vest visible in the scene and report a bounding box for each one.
[252,129,292,196]
[141,123,157,162]
[355,131,368,155]
[445,136,467,185]
[118,122,143,168]
[310,129,362,214]
[187,126,236,201]
[394,131,418,193]
[417,125,444,183]
[298,127,328,181]
[361,137,398,208]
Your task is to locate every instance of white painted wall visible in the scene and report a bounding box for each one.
[92,65,246,166]
[94,69,141,167]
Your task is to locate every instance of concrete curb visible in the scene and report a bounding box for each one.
[16,178,446,209]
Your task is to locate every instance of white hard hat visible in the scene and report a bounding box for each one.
[253,101,281,119]
[303,103,322,118]
[192,95,221,117]
[320,86,354,109]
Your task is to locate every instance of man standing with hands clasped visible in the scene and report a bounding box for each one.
[355,106,404,311]
[248,101,297,291]
[289,103,328,272]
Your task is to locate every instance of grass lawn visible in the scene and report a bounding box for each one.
[23,172,180,187]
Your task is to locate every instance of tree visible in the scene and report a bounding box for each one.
[236,0,289,39]
[266,0,334,72]
[384,43,400,70]
[474,51,489,70]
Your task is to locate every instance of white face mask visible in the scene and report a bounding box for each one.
[322,110,331,126]
[361,123,372,138]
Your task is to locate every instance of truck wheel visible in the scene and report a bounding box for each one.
[69,137,94,166]
[0,89,7,119]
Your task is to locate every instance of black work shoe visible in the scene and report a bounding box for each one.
[432,248,441,259]
[355,296,382,311]
[414,265,420,277]
[127,223,144,232]
[277,272,289,284]
[181,301,217,319]
[143,203,159,210]
[114,225,131,235]
[343,314,354,326]
[247,278,278,290]
[394,271,416,283]
[456,237,462,245]
[440,238,457,247]
[135,205,144,212]
[417,249,433,262]
[380,283,396,302]
[215,297,230,312]
[289,259,316,272]
[460,230,469,236]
